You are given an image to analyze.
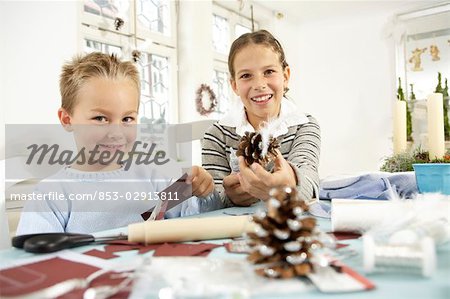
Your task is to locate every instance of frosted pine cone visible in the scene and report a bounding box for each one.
[247,186,323,279]
[236,131,279,168]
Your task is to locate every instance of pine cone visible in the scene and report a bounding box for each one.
[247,186,323,279]
[131,50,142,63]
[114,17,125,31]
[236,131,279,168]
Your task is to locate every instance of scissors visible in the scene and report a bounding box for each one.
[12,233,127,253]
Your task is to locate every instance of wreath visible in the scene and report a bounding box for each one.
[195,84,217,116]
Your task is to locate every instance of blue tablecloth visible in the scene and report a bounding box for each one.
[1,205,449,299]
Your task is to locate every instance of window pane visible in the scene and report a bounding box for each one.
[235,24,251,38]
[212,69,231,115]
[137,53,170,124]
[136,0,171,36]
[212,14,229,54]
[84,39,122,56]
[83,0,129,20]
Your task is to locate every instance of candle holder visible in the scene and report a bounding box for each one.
[413,163,450,195]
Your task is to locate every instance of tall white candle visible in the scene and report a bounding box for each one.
[393,100,407,154]
[427,93,445,159]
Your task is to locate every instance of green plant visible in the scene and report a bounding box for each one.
[380,147,450,173]
[397,78,412,141]
[435,72,450,140]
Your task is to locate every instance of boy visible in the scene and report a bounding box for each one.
[16,52,219,234]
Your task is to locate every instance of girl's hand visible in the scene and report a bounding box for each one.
[237,152,297,200]
[187,166,214,197]
[223,173,258,206]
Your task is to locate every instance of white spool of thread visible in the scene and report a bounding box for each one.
[363,234,436,277]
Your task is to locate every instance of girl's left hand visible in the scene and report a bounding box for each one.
[237,152,297,200]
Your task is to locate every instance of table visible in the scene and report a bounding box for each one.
[1,205,449,299]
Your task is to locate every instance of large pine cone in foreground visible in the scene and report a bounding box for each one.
[236,131,279,168]
[247,186,323,279]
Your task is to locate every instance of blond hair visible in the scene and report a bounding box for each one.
[59,52,140,114]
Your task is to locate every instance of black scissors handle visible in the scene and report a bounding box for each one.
[12,233,95,253]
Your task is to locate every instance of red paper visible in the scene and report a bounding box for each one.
[83,241,221,259]
[137,244,161,254]
[330,231,361,241]
[84,242,145,259]
[0,257,133,298]
[0,257,98,297]
[332,260,376,290]
[84,249,120,259]
[153,243,221,257]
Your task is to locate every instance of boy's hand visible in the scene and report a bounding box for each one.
[237,152,296,200]
[187,166,214,197]
[223,173,258,206]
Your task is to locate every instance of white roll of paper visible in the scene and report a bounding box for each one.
[331,199,399,233]
[331,198,450,235]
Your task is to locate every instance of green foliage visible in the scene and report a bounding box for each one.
[397,78,412,141]
[397,77,405,101]
[434,72,450,140]
[380,148,450,173]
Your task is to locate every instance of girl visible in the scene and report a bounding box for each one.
[203,30,320,207]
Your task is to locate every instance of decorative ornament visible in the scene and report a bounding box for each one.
[131,50,142,63]
[114,17,124,31]
[430,44,440,61]
[236,131,279,169]
[246,187,324,278]
[195,84,217,116]
[408,47,427,71]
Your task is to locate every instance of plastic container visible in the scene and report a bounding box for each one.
[413,163,450,195]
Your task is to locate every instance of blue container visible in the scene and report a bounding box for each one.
[413,163,450,195]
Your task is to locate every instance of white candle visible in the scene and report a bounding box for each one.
[393,100,407,154]
[427,93,445,159]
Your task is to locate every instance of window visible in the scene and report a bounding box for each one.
[138,52,170,124]
[212,4,257,116]
[84,39,122,56]
[235,24,251,38]
[136,0,170,36]
[211,68,232,118]
[80,0,177,123]
[212,14,230,55]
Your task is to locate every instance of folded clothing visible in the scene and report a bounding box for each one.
[319,172,418,200]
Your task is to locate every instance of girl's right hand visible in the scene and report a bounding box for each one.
[223,173,258,206]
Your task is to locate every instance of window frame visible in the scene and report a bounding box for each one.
[79,0,179,123]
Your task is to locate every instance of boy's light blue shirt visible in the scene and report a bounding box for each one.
[16,164,222,235]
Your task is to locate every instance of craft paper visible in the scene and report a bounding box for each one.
[141,173,191,220]
[153,243,221,257]
[331,199,399,233]
[83,242,221,259]
[331,198,450,234]
[0,257,98,297]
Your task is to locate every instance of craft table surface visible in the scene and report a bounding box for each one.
[1,205,449,299]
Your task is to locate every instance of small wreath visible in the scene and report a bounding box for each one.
[195,84,217,116]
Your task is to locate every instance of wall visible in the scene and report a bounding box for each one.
[1,0,425,177]
[1,1,79,159]
[264,9,402,177]
[1,1,79,125]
